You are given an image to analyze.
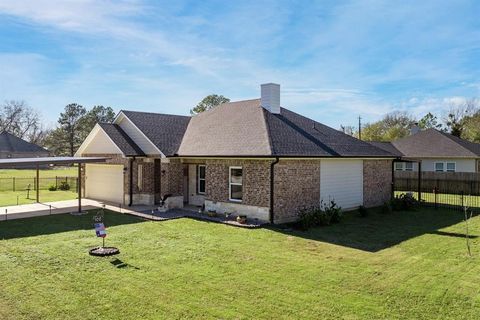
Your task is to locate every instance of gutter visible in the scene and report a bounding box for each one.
[269,157,280,224]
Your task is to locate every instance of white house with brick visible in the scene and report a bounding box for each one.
[76,83,396,224]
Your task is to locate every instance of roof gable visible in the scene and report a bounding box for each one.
[98,123,145,156]
[392,129,480,158]
[0,131,48,154]
[119,110,190,156]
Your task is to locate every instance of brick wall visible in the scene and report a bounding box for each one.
[160,159,183,197]
[363,159,392,207]
[273,160,321,224]
[205,159,270,208]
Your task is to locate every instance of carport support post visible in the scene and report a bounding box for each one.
[78,163,82,212]
[36,164,39,203]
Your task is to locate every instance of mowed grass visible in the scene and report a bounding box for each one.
[0,190,78,207]
[1,208,480,319]
[0,168,78,206]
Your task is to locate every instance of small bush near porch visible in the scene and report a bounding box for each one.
[1,208,480,319]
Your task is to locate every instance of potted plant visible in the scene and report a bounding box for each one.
[236,215,247,224]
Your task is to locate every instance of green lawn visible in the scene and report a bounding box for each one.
[1,208,480,319]
[0,190,78,207]
[0,168,78,206]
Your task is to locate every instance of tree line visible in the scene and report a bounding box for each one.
[0,100,115,156]
[341,98,480,142]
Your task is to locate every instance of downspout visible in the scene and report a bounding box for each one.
[129,156,136,207]
[269,157,280,224]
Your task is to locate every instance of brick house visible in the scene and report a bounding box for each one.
[76,83,396,224]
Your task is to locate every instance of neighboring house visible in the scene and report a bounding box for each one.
[76,83,396,224]
[369,128,480,173]
[0,131,49,159]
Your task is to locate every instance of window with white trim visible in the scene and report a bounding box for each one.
[395,162,414,171]
[435,162,456,172]
[229,167,243,202]
[446,162,456,172]
[197,165,206,194]
[137,164,143,191]
[435,162,444,172]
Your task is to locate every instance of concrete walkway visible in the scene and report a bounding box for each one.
[0,199,157,221]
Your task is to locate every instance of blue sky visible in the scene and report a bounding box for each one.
[0,0,479,129]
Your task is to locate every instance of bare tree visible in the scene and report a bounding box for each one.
[443,99,479,137]
[0,100,43,142]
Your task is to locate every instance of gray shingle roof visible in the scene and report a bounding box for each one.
[178,99,271,156]
[265,107,394,157]
[0,131,49,154]
[121,110,191,156]
[367,141,404,157]
[392,129,480,158]
[178,99,395,157]
[98,123,145,156]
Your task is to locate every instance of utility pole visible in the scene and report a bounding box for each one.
[358,115,362,140]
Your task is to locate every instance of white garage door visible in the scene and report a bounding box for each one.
[320,160,363,210]
[85,164,124,204]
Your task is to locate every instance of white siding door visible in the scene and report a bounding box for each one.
[85,164,124,204]
[320,160,363,210]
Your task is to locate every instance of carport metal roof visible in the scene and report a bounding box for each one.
[0,156,107,168]
[0,156,109,213]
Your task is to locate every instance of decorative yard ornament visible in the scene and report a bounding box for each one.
[89,206,120,257]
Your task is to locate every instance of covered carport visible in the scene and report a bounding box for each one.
[0,156,108,213]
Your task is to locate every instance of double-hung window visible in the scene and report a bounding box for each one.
[446,162,456,172]
[395,162,414,171]
[394,162,403,171]
[137,164,143,191]
[197,165,206,194]
[229,167,243,202]
[435,162,444,172]
[435,162,456,172]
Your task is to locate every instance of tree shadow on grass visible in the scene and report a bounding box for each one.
[0,210,145,240]
[270,208,471,252]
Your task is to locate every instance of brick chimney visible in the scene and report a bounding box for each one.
[261,83,280,114]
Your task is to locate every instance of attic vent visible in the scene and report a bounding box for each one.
[261,83,280,114]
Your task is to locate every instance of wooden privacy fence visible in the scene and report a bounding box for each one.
[394,171,480,210]
[0,176,79,192]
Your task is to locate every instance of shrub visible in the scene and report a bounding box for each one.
[358,205,368,217]
[322,199,342,223]
[391,193,418,211]
[48,184,57,191]
[58,181,70,191]
[297,200,342,230]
